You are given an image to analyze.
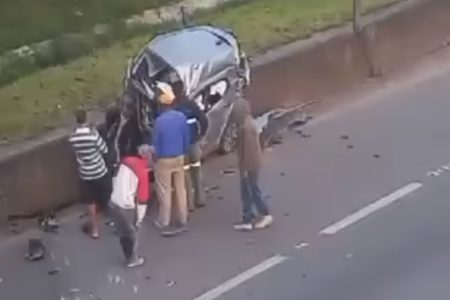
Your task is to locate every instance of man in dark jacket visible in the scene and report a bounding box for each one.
[174,92,209,211]
[230,98,273,231]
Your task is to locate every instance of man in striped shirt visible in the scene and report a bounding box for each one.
[69,109,112,239]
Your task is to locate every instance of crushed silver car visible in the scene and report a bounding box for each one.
[109,25,250,160]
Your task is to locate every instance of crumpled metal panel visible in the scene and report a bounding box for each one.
[146,26,241,96]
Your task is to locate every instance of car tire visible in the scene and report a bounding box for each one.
[218,121,238,155]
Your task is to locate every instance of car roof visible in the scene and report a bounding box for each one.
[147,25,240,69]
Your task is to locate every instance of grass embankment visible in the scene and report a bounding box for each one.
[0,0,400,140]
[0,0,179,53]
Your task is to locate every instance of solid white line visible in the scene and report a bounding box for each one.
[192,255,288,300]
[320,182,423,235]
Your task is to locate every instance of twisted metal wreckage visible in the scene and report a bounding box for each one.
[103,25,311,163]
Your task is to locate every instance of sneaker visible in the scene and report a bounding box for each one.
[127,257,145,268]
[161,225,188,237]
[233,223,253,231]
[195,202,206,209]
[254,215,273,230]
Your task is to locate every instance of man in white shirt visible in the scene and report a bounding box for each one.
[109,145,151,268]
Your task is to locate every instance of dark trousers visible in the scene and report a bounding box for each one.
[185,142,205,209]
[109,203,139,262]
[240,172,269,223]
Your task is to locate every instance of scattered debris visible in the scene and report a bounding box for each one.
[301,273,307,278]
[48,268,60,276]
[133,285,139,294]
[69,288,81,294]
[145,275,151,281]
[280,172,286,176]
[347,145,354,149]
[0,277,3,284]
[217,196,224,201]
[105,220,115,227]
[427,171,440,177]
[205,186,220,193]
[373,154,381,159]
[8,222,21,234]
[288,119,308,129]
[64,256,70,267]
[345,253,353,259]
[114,275,124,285]
[259,101,317,149]
[271,135,284,145]
[295,242,309,250]
[221,168,236,176]
[166,280,177,287]
[25,239,46,261]
[283,212,290,217]
[108,274,114,284]
[295,130,312,139]
[39,214,59,233]
[340,135,350,140]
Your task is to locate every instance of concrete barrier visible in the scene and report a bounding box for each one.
[1,0,450,223]
[246,0,450,114]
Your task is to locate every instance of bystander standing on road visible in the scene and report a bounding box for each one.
[173,83,209,211]
[152,82,190,237]
[231,98,273,231]
[69,109,112,239]
[109,145,151,268]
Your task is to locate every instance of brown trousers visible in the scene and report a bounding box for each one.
[155,156,188,227]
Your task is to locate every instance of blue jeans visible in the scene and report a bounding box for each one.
[240,172,269,223]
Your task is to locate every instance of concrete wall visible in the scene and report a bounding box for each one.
[0,136,79,221]
[246,0,450,114]
[1,0,450,222]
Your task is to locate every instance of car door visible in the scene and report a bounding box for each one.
[194,79,230,154]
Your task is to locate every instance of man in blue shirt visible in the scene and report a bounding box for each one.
[152,81,190,237]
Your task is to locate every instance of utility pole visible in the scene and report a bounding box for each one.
[353,0,380,78]
[180,6,188,27]
[353,0,362,34]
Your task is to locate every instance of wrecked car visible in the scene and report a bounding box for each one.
[108,25,250,161]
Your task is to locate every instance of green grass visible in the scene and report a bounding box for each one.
[0,0,179,53]
[0,0,401,140]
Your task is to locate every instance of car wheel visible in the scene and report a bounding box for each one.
[219,121,238,155]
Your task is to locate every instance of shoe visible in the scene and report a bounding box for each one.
[81,223,99,239]
[254,215,273,230]
[161,225,188,237]
[233,223,253,231]
[195,202,206,209]
[127,257,145,268]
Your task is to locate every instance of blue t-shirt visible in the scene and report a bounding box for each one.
[152,110,190,158]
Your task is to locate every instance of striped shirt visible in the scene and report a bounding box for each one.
[69,126,108,181]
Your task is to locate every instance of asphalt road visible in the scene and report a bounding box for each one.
[2,49,450,300]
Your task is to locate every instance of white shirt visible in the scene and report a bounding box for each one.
[110,164,138,209]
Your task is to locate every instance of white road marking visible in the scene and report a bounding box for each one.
[320,182,423,235]
[192,255,288,300]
